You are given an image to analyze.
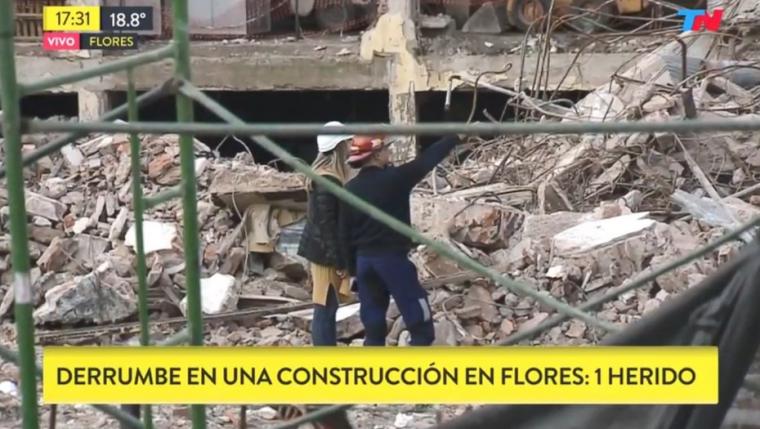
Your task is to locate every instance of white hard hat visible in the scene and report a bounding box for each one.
[317,121,353,153]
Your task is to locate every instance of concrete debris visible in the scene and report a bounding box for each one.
[0,133,318,329]
[408,15,760,347]
[33,271,136,325]
[433,319,459,346]
[551,213,656,255]
[180,273,239,316]
[250,406,278,420]
[394,413,415,428]
[125,221,178,254]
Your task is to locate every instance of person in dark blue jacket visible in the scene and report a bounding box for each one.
[339,133,463,346]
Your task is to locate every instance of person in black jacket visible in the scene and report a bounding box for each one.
[339,133,463,346]
[297,121,354,346]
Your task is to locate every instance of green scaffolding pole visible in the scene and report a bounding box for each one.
[171,1,207,428]
[127,68,154,429]
[0,3,40,428]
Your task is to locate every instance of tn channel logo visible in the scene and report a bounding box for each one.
[677,8,723,32]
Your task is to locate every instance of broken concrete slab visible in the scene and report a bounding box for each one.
[37,237,76,273]
[180,273,239,315]
[671,190,759,244]
[521,212,591,243]
[433,319,458,346]
[33,272,136,325]
[125,221,177,254]
[209,165,307,213]
[552,212,656,255]
[464,284,500,324]
[0,189,67,221]
[411,192,528,241]
[61,144,85,168]
[29,226,64,245]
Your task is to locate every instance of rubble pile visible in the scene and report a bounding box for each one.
[0,0,758,354]
[403,0,760,345]
[0,133,317,334]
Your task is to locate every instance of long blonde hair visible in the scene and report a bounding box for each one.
[306,139,350,190]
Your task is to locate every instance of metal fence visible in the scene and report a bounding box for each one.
[1,0,759,428]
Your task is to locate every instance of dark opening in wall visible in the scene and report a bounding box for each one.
[19,93,78,119]
[415,89,589,149]
[109,90,390,170]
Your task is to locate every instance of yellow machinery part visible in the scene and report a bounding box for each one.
[616,0,649,14]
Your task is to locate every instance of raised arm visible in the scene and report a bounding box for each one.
[394,134,461,187]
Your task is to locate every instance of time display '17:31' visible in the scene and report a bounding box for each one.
[54,10,91,27]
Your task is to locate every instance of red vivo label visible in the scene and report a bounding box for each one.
[43,33,81,51]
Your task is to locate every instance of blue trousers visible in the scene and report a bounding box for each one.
[355,251,435,346]
[311,285,339,346]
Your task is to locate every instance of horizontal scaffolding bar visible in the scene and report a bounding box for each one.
[0,81,170,181]
[19,45,175,96]
[20,117,760,137]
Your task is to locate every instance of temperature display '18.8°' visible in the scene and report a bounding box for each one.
[100,6,153,31]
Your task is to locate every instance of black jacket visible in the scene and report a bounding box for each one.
[339,135,460,276]
[297,174,347,270]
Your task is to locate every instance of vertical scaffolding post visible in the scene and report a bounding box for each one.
[0,3,40,429]
[170,0,206,428]
[125,68,154,429]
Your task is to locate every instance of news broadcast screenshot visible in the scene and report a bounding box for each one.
[0,0,758,428]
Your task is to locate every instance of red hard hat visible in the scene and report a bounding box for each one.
[348,135,384,166]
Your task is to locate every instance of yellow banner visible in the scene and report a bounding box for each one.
[43,6,101,32]
[42,346,718,405]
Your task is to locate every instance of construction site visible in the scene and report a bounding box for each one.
[2,0,760,428]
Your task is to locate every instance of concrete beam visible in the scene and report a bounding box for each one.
[14,43,389,92]
[15,41,637,94]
